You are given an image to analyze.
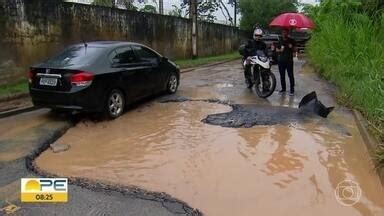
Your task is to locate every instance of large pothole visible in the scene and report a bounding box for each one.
[31,99,378,216]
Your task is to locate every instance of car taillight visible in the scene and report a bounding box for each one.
[70,71,94,87]
[27,70,35,83]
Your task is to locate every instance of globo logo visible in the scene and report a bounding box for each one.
[289,19,297,26]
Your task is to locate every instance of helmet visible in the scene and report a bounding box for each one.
[253,28,263,40]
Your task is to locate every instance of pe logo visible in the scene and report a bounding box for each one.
[21,178,68,202]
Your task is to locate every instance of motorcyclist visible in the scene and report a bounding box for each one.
[243,28,268,89]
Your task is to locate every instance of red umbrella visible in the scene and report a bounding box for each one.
[269,12,315,29]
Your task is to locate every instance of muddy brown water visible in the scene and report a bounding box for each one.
[36,61,384,215]
[36,101,384,216]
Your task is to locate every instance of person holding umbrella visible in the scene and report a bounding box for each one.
[269,12,316,96]
[275,29,296,95]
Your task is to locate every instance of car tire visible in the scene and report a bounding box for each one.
[166,72,179,94]
[104,89,125,119]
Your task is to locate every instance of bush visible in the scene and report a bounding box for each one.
[307,0,384,142]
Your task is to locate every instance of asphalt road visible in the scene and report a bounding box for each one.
[1,60,383,216]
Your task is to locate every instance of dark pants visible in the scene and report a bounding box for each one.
[278,61,294,92]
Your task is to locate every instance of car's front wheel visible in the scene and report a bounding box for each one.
[166,72,179,94]
[105,89,125,119]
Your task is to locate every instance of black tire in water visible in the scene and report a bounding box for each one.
[255,71,276,98]
[104,89,125,119]
[166,72,179,94]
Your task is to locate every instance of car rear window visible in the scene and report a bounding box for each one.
[45,45,105,67]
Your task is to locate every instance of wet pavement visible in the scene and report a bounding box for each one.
[35,60,384,216]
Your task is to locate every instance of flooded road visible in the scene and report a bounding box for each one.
[36,60,384,216]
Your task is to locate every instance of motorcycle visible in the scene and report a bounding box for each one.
[242,50,276,98]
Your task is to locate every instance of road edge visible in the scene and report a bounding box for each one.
[352,109,384,186]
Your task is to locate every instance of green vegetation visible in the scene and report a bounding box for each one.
[238,0,298,30]
[305,0,384,167]
[175,52,239,69]
[92,0,115,7]
[375,144,384,170]
[168,5,184,17]
[175,0,236,24]
[0,79,28,99]
[140,5,157,13]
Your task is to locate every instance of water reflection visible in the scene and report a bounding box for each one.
[35,101,384,216]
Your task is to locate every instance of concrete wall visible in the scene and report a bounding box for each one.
[0,0,241,85]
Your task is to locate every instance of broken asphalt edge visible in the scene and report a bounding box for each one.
[352,109,384,186]
[24,119,203,216]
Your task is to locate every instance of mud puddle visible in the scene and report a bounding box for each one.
[35,100,384,216]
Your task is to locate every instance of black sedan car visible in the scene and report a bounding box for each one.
[28,41,180,118]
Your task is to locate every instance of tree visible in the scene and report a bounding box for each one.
[92,0,133,8]
[140,4,157,13]
[92,0,114,7]
[92,0,153,11]
[159,0,164,14]
[197,0,220,22]
[301,3,317,16]
[238,0,298,31]
[168,5,185,17]
[125,2,138,11]
[180,0,235,24]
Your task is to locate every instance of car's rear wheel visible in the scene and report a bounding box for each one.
[166,73,179,94]
[105,89,125,119]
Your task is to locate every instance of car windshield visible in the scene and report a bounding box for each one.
[45,45,105,67]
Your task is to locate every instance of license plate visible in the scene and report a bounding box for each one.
[39,77,57,86]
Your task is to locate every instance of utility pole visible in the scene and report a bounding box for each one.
[234,0,237,27]
[159,0,164,14]
[191,0,198,59]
